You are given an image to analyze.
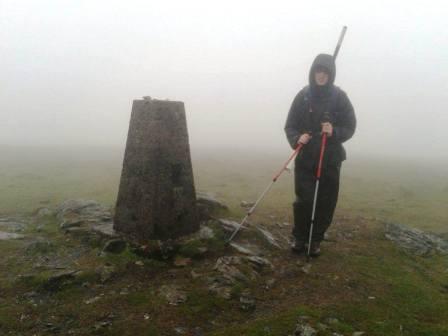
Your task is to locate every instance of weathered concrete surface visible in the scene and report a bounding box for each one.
[114,98,199,242]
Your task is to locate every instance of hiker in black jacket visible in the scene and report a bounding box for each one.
[284,53,356,256]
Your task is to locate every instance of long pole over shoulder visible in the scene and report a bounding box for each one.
[333,26,347,60]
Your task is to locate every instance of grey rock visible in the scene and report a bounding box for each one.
[35,207,53,218]
[256,226,281,248]
[197,192,228,211]
[294,323,317,336]
[245,256,273,270]
[198,226,215,239]
[206,275,235,299]
[353,332,366,336]
[102,239,127,254]
[92,222,119,238]
[57,199,112,229]
[60,219,84,229]
[240,201,255,208]
[174,327,187,334]
[301,264,312,274]
[43,270,80,291]
[214,256,248,283]
[56,200,121,245]
[265,278,276,289]
[85,296,102,305]
[240,291,256,311]
[229,242,258,256]
[56,199,105,220]
[0,220,26,232]
[324,317,339,325]
[0,231,24,240]
[158,285,187,305]
[385,222,448,256]
[93,320,112,329]
[218,219,243,232]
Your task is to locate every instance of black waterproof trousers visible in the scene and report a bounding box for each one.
[293,160,340,243]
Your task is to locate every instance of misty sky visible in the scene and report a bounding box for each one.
[1,0,447,159]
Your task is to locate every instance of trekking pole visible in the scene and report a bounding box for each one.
[306,131,327,261]
[306,26,347,261]
[226,143,304,244]
[333,26,347,60]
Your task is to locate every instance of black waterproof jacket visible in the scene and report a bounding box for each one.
[284,54,356,170]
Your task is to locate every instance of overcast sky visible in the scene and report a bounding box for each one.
[1,0,447,159]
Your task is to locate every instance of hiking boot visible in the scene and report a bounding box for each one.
[309,241,321,257]
[291,241,307,254]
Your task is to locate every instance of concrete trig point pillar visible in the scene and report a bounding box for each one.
[114,96,199,242]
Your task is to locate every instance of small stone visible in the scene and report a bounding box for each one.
[174,327,187,334]
[265,278,276,290]
[93,320,112,330]
[0,231,25,240]
[240,293,256,311]
[214,256,248,283]
[190,270,202,279]
[301,264,312,274]
[245,256,273,269]
[199,226,215,239]
[44,270,79,291]
[230,242,258,256]
[240,201,255,208]
[324,317,339,325]
[85,296,101,305]
[135,260,144,266]
[120,288,129,295]
[60,220,84,229]
[353,332,366,336]
[218,219,242,232]
[144,313,150,320]
[294,323,317,336]
[208,283,232,299]
[159,285,187,305]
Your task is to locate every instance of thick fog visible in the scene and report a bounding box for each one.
[1,0,447,160]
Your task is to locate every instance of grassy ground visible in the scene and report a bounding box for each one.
[0,145,447,335]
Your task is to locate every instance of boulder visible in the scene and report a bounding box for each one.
[385,222,448,256]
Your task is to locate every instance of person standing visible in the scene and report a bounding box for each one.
[284,53,356,256]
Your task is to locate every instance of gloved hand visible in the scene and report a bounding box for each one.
[321,122,333,137]
[297,133,312,145]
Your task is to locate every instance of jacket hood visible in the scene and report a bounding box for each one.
[308,53,336,92]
